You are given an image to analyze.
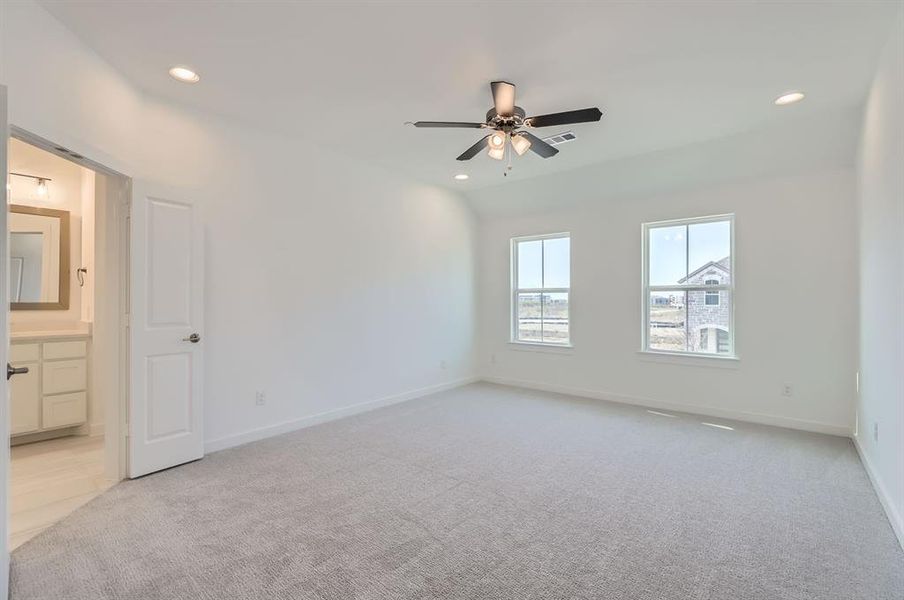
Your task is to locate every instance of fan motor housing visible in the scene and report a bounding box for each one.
[486,106,526,130]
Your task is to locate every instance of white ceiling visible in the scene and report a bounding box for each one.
[39,1,898,191]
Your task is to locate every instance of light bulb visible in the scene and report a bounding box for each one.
[488,132,505,149]
[511,133,532,156]
[36,178,48,197]
[487,146,505,160]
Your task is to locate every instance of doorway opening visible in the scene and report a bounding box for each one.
[7,131,130,550]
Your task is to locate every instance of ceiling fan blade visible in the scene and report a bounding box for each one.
[519,131,559,158]
[525,107,603,128]
[490,81,516,117]
[413,121,486,128]
[456,135,492,161]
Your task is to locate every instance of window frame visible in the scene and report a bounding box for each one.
[510,232,572,347]
[641,214,736,358]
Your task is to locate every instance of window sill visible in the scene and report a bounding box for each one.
[637,350,739,369]
[508,341,574,354]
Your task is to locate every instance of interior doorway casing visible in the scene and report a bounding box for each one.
[10,126,132,482]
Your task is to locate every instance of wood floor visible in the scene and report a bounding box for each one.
[10,435,114,550]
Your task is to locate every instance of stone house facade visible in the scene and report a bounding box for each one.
[679,256,731,353]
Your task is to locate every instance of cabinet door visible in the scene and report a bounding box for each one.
[10,362,40,435]
[42,392,87,429]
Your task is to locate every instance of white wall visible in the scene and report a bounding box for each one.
[81,168,95,323]
[474,157,859,435]
[855,12,904,546]
[1,1,476,447]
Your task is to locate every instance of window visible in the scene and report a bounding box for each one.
[704,279,720,306]
[512,233,570,345]
[643,215,734,356]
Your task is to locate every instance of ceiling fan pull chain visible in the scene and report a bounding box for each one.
[506,133,513,176]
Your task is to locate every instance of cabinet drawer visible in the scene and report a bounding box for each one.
[42,359,87,394]
[43,340,87,360]
[42,392,87,429]
[10,363,40,435]
[10,343,39,363]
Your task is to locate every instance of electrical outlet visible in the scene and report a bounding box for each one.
[255,391,266,406]
[873,422,879,443]
[440,360,447,370]
[782,383,793,397]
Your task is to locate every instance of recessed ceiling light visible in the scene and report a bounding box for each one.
[169,66,200,83]
[453,174,469,181]
[774,91,805,106]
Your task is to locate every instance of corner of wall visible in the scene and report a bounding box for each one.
[854,9,904,550]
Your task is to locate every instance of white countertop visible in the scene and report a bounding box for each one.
[11,326,92,342]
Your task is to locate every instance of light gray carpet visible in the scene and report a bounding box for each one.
[10,383,904,599]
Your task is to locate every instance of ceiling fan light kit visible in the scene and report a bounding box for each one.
[411,80,603,174]
[511,133,532,156]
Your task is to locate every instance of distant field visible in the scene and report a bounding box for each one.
[517,295,569,343]
[649,306,685,351]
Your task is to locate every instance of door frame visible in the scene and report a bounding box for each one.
[9,126,132,482]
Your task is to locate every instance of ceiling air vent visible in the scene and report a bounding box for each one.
[542,131,577,146]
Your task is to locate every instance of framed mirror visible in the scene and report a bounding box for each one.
[9,204,70,310]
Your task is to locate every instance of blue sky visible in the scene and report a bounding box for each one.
[518,237,569,289]
[649,220,730,286]
[516,222,729,291]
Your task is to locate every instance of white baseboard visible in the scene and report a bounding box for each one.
[480,376,851,437]
[853,435,904,550]
[204,376,478,454]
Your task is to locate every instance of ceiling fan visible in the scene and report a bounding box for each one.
[411,81,603,164]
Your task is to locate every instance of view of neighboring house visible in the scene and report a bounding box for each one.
[679,256,731,353]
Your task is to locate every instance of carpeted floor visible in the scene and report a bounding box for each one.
[10,383,904,599]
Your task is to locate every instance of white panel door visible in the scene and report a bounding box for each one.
[129,182,204,478]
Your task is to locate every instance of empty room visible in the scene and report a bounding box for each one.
[0,1,902,599]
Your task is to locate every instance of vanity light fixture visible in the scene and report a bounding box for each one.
[10,172,52,198]
[453,174,469,181]
[169,66,201,83]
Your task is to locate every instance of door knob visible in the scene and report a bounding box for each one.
[182,333,201,343]
[7,363,29,381]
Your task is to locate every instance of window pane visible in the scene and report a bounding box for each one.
[542,292,569,344]
[649,225,687,285]
[542,237,570,288]
[517,240,542,289]
[687,291,732,354]
[517,293,542,342]
[688,220,731,284]
[648,290,686,352]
